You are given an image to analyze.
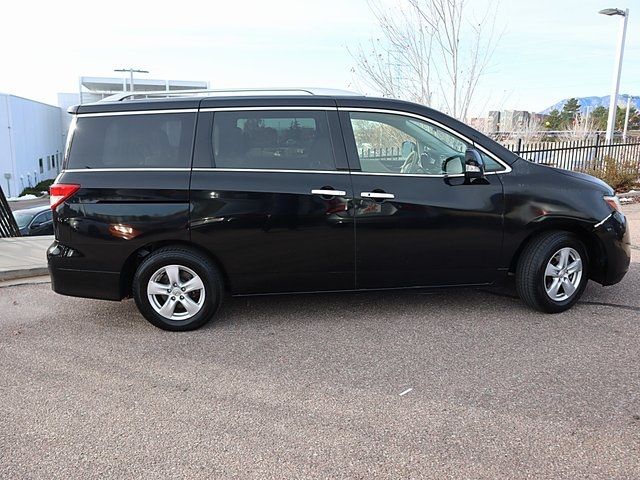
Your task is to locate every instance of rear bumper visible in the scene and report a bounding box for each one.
[47,241,122,300]
[593,211,631,286]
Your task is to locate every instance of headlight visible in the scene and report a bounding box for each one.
[603,195,622,213]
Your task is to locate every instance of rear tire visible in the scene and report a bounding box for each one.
[132,247,223,331]
[516,231,588,313]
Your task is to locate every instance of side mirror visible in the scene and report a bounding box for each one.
[464,148,485,179]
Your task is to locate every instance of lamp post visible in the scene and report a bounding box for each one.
[599,8,629,143]
[114,68,149,92]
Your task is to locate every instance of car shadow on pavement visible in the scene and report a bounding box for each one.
[69,262,640,332]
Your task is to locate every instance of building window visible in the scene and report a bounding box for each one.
[51,155,55,168]
[39,158,43,174]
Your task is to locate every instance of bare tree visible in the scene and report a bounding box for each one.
[558,113,598,142]
[348,2,435,105]
[350,0,501,121]
[506,118,543,144]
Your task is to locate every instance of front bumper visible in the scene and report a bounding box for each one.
[593,211,631,286]
[47,241,122,301]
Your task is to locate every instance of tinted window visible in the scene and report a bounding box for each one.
[68,113,195,169]
[32,210,51,224]
[13,211,34,228]
[349,111,504,174]
[213,111,335,170]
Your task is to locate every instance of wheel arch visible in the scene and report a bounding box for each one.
[119,240,231,298]
[508,219,606,282]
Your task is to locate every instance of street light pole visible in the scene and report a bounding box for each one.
[599,8,629,143]
[114,68,149,92]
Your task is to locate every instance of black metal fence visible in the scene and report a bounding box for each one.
[503,136,640,172]
[0,187,21,238]
[359,137,640,174]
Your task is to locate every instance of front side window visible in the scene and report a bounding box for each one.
[349,111,504,175]
[68,113,195,169]
[32,210,51,225]
[213,111,335,170]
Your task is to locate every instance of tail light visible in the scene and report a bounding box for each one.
[50,184,80,210]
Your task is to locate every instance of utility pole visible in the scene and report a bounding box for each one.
[599,8,629,143]
[114,68,149,92]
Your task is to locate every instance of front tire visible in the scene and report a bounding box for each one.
[132,247,223,331]
[516,231,588,313]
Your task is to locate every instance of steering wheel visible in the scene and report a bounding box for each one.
[400,150,420,174]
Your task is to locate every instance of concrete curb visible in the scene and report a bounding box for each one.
[0,267,50,282]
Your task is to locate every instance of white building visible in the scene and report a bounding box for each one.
[0,94,63,198]
[58,76,209,138]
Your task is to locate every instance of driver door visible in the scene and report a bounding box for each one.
[339,109,505,289]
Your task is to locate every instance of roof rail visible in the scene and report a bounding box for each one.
[100,87,362,103]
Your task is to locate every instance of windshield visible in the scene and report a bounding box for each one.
[13,211,34,228]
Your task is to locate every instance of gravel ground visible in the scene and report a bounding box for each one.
[1,206,639,479]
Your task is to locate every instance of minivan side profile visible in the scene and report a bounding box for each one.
[48,89,630,330]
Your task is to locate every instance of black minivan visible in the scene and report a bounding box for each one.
[48,89,630,330]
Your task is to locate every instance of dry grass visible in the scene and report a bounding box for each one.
[581,157,639,193]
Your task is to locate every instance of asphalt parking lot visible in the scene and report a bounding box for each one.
[1,207,639,479]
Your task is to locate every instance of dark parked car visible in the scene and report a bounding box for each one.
[13,205,54,236]
[48,89,630,330]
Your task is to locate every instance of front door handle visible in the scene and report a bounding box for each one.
[311,189,347,197]
[361,191,395,200]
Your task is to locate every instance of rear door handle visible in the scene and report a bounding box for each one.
[311,189,347,197]
[360,192,395,199]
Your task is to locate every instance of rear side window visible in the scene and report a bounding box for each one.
[67,113,195,169]
[213,110,335,170]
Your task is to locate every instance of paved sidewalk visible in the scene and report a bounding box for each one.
[0,235,53,281]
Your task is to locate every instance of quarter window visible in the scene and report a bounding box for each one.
[349,111,504,175]
[68,113,195,169]
[213,111,335,170]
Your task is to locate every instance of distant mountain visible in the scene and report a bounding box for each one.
[541,95,640,114]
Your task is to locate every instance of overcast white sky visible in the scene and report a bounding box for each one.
[0,0,637,115]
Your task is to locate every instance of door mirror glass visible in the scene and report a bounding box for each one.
[464,148,485,179]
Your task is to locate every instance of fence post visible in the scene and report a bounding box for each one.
[593,134,600,168]
[516,138,522,156]
[0,186,21,238]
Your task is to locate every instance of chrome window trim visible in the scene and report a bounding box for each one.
[193,168,349,175]
[68,105,512,177]
[76,109,198,118]
[199,106,336,112]
[339,107,512,174]
[350,171,466,178]
[63,168,191,173]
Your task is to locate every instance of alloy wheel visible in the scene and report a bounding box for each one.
[543,247,583,302]
[147,264,206,321]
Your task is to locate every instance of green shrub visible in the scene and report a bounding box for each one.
[34,179,54,191]
[18,179,55,197]
[581,157,639,193]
